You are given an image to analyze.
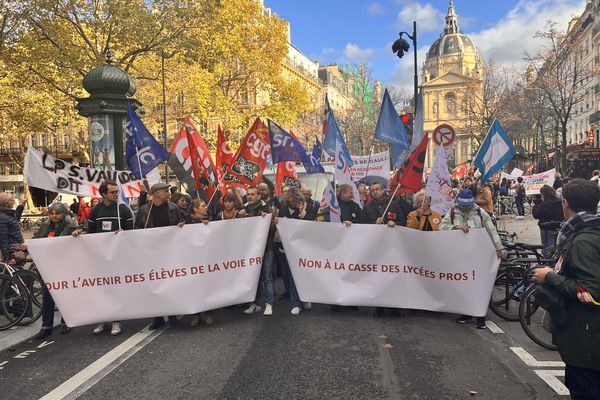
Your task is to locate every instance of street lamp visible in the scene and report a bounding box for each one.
[392,21,418,110]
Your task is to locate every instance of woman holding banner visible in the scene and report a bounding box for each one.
[406,192,441,232]
[33,202,78,340]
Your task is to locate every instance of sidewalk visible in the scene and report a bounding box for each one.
[0,312,61,352]
[502,215,541,245]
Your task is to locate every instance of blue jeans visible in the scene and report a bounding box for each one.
[540,229,558,257]
[254,249,274,306]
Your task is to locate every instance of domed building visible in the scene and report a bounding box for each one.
[422,0,483,170]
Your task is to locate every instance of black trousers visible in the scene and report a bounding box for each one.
[565,365,600,400]
[515,197,525,216]
[41,285,65,329]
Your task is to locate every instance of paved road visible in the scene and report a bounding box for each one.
[1,216,568,399]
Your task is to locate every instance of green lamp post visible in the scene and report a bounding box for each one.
[75,50,141,170]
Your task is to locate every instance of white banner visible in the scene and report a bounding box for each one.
[501,168,556,195]
[26,216,271,327]
[276,219,500,316]
[24,147,153,198]
[350,150,390,181]
[425,146,454,215]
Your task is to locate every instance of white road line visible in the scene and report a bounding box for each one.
[534,370,569,396]
[40,325,167,400]
[485,320,504,334]
[510,347,565,368]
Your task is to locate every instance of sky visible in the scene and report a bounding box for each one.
[264,0,587,96]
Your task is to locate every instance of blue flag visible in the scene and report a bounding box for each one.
[410,89,424,151]
[390,145,410,169]
[268,120,325,174]
[375,89,410,150]
[125,104,169,179]
[323,110,353,166]
[473,119,515,183]
[311,137,323,161]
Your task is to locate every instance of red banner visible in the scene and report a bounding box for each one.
[451,163,468,180]
[227,118,271,186]
[390,133,428,194]
[216,126,234,174]
[275,161,301,195]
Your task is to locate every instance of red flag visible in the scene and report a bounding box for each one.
[525,163,536,176]
[390,133,429,194]
[451,163,468,180]
[275,161,301,195]
[216,126,234,173]
[169,117,219,197]
[227,117,270,186]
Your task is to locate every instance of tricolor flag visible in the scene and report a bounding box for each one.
[473,119,515,183]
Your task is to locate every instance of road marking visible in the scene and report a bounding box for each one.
[534,370,569,396]
[14,350,36,359]
[0,361,7,370]
[37,340,55,349]
[510,347,565,367]
[485,320,504,334]
[40,325,167,400]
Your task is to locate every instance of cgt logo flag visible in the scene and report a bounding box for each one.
[227,118,270,186]
[275,161,301,195]
[473,119,515,183]
[168,117,219,197]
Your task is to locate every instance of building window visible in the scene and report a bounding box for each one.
[0,164,5,175]
[432,102,438,115]
[445,92,456,115]
[7,163,15,174]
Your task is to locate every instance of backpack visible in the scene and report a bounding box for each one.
[450,207,482,226]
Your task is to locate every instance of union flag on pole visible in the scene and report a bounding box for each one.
[390,133,429,194]
[275,161,301,195]
[227,118,270,186]
[216,126,234,174]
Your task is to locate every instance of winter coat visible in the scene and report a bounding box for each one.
[406,210,442,231]
[33,215,78,239]
[532,198,563,230]
[544,220,600,370]
[135,202,184,229]
[0,207,24,260]
[338,198,362,223]
[362,197,406,226]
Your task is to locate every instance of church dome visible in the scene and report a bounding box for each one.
[426,1,479,60]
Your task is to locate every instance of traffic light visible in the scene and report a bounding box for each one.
[401,113,413,142]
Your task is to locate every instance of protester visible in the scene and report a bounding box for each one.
[532,185,563,257]
[171,192,191,221]
[357,183,367,206]
[476,184,494,214]
[0,193,24,262]
[440,189,504,329]
[301,187,320,216]
[33,202,78,339]
[214,191,243,220]
[532,179,600,399]
[240,186,274,315]
[406,191,442,231]
[512,177,526,218]
[499,178,509,196]
[274,187,313,315]
[553,171,563,190]
[72,180,135,336]
[337,183,362,225]
[363,182,406,226]
[185,199,216,327]
[135,182,185,330]
[70,198,79,216]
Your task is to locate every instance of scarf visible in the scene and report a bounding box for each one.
[556,211,600,248]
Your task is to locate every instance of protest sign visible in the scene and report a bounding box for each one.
[276,219,500,316]
[349,150,390,181]
[24,147,151,198]
[27,216,271,327]
[500,168,556,195]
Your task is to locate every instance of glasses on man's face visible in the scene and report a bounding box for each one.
[108,190,119,195]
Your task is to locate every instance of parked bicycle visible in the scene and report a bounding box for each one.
[494,195,532,217]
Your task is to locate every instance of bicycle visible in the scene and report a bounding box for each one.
[0,269,30,331]
[518,270,558,351]
[494,195,532,217]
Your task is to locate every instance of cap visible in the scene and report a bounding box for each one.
[455,189,475,207]
[150,182,170,194]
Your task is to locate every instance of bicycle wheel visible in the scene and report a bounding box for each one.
[523,201,532,216]
[518,284,558,350]
[12,270,43,325]
[489,266,526,321]
[0,274,29,330]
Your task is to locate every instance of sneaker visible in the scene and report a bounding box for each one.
[475,317,486,330]
[61,325,71,335]
[291,307,301,316]
[190,315,200,327]
[263,304,273,316]
[203,314,214,326]
[456,315,472,324]
[302,302,312,310]
[243,304,261,315]
[92,323,105,335]
[111,322,122,336]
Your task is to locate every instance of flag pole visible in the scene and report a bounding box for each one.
[381,181,401,219]
[144,201,154,229]
[116,174,123,231]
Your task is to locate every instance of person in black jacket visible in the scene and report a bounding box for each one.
[0,193,24,262]
[532,185,563,257]
[362,182,406,226]
[337,183,362,225]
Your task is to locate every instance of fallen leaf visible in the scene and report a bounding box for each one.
[469,390,477,396]
[383,343,393,349]
[378,335,388,340]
